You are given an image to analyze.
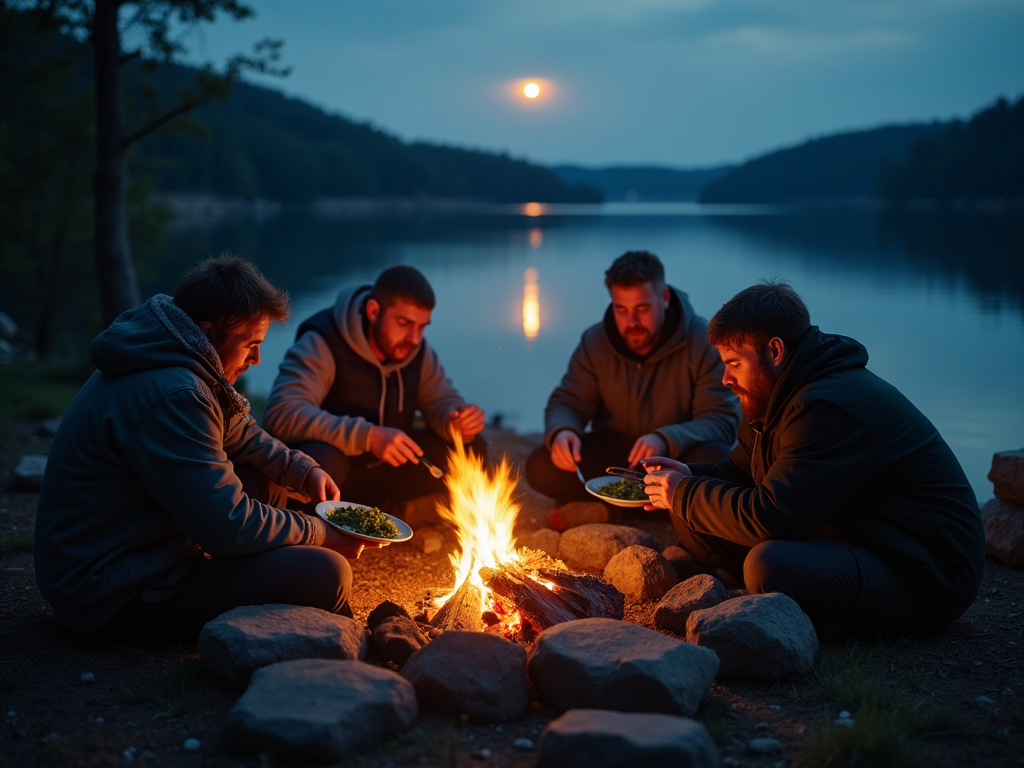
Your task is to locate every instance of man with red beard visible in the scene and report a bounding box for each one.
[643,280,985,638]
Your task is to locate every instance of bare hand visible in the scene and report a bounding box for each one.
[628,433,668,468]
[368,425,422,467]
[640,456,688,474]
[322,523,384,560]
[449,404,486,442]
[304,467,340,504]
[550,429,582,473]
[641,456,692,511]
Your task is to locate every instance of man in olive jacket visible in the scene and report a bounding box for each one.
[644,280,985,638]
[526,251,739,503]
[36,257,371,641]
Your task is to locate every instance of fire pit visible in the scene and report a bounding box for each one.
[424,436,623,643]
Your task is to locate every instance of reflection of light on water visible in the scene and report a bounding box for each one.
[523,267,540,339]
[529,228,543,248]
[523,202,545,217]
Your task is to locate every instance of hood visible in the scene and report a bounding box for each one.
[602,286,694,364]
[762,326,868,428]
[91,295,250,424]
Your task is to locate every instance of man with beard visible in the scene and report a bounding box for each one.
[264,266,485,506]
[525,250,739,506]
[643,280,985,638]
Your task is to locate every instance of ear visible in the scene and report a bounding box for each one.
[766,337,786,369]
[198,320,215,339]
[661,286,671,308]
[365,298,381,323]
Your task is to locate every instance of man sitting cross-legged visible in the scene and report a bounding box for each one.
[263,265,486,509]
[643,279,985,639]
[35,256,374,642]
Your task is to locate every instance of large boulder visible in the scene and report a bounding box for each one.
[225,659,417,762]
[558,524,656,571]
[520,528,562,559]
[401,631,530,722]
[686,593,817,680]
[603,546,678,601]
[372,615,427,669]
[990,448,1024,505]
[655,574,728,634]
[527,617,719,717]
[982,498,1024,567]
[199,605,369,685]
[537,709,719,768]
[548,501,611,531]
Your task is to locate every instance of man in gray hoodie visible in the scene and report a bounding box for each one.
[526,251,740,505]
[263,266,485,506]
[36,257,371,641]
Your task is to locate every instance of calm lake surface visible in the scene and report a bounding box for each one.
[156,204,1024,502]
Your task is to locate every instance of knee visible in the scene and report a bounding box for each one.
[301,548,353,613]
[743,540,793,594]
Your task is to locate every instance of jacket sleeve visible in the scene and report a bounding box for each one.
[128,386,326,558]
[543,337,601,447]
[262,331,373,455]
[416,344,466,440]
[224,414,318,492]
[687,428,755,485]
[673,398,882,546]
[654,338,740,457]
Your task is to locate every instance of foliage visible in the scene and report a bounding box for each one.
[0,359,94,447]
[117,661,212,718]
[1,531,35,557]
[881,95,1024,202]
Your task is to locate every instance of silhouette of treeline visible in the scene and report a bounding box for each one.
[137,68,602,204]
[553,165,734,202]
[880,96,1024,203]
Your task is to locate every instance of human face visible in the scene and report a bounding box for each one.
[366,298,432,363]
[203,315,270,385]
[609,281,670,355]
[717,341,782,422]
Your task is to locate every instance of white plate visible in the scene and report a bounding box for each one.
[585,476,651,508]
[315,501,414,543]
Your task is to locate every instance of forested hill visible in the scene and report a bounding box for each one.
[553,164,734,201]
[136,74,601,204]
[699,123,945,204]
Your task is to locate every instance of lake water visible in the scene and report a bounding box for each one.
[157,204,1024,502]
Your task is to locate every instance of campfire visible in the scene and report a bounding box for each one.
[426,435,622,643]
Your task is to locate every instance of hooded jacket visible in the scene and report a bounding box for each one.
[675,327,985,619]
[35,296,326,633]
[544,288,740,457]
[263,285,465,454]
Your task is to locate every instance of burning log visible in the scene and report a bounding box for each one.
[429,581,483,632]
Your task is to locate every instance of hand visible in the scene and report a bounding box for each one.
[643,462,692,511]
[304,467,340,504]
[628,433,668,468]
[550,429,582,473]
[321,523,384,560]
[449,404,486,442]
[367,425,422,467]
[639,456,687,474]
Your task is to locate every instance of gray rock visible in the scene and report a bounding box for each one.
[226,659,417,761]
[520,528,562,559]
[537,709,719,768]
[747,737,783,754]
[367,600,413,632]
[372,615,427,669]
[603,546,677,601]
[558,524,656,571]
[39,417,63,437]
[686,593,817,680]
[974,695,996,708]
[199,604,369,685]
[527,617,719,717]
[13,455,47,491]
[655,575,729,634]
[981,498,1024,567]
[0,311,17,342]
[401,631,529,722]
[989,448,1024,505]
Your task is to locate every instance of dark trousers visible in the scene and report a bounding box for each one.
[672,517,950,639]
[291,429,488,509]
[525,431,732,503]
[102,472,353,642]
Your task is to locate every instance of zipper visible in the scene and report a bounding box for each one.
[750,422,764,482]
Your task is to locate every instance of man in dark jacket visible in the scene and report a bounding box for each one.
[526,251,739,503]
[264,266,485,505]
[644,280,985,638]
[36,257,372,641]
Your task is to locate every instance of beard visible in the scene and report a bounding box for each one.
[732,357,778,423]
[370,320,416,363]
[623,325,658,354]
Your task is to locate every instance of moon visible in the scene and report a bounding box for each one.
[523,82,541,99]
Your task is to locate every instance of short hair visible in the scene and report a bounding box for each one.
[174,254,290,334]
[371,265,436,310]
[708,279,811,352]
[604,251,665,290]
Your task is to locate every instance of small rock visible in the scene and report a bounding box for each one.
[39,417,63,437]
[183,738,201,751]
[513,737,534,750]
[654,574,728,634]
[96,717,104,724]
[520,528,562,559]
[548,501,611,532]
[410,525,444,554]
[80,672,95,683]
[0,311,18,341]
[1002,688,1015,696]
[42,732,59,745]
[372,615,427,669]
[981,498,1024,567]
[747,737,783,754]
[367,600,414,632]
[838,710,851,719]
[5,567,25,572]
[472,747,492,759]
[989,448,1024,505]
[392,493,445,529]
[769,704,781,711]
[603,545,678,601]
[13,455,47,491]
[558,524,656,571]
[975,696,996,708]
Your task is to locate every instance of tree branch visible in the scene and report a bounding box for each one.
[121,99,197,147]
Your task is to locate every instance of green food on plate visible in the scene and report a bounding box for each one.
[598,479,648,501]
[326,506,400,538]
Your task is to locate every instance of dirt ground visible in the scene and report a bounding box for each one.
[1,422,1022,768]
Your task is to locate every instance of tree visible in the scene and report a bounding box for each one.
[11,0,287,325]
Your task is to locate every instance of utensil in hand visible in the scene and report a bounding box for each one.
[605,466,647,481]
[419,456,444,479]
[575,466,586,484]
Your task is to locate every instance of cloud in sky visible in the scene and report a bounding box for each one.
[176,0,1024,167]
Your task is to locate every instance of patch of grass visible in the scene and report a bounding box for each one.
[1,531,34,557]
[697,691,734,745]
[804,644,889,711]
[0,359,93,446]
[117,663,211,719]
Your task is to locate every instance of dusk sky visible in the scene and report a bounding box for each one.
[176,0,1024,168]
